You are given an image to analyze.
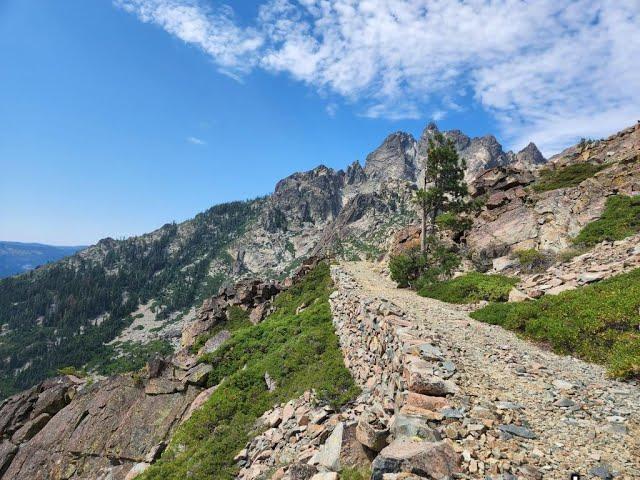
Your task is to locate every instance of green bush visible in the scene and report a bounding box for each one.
[419,272,518,304]
[532,162,605,192]
[390,240,460,289]
[572,195,640,246]
[140,263,358,480]
[514,248,553,273]
[471,268,640,379]
[435,212,472,237]
[557,246,589,263]
[340,467,371,480]
[389,249,429,288]
[56,366,87,378]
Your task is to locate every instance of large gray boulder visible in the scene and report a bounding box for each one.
[371,439,461,480]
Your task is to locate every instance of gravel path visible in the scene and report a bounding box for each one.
[341,261,639,480]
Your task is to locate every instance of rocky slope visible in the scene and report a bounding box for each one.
[234,262,639,480]
[0,272,289,479]
[466,123,640,258]
[0,122,545,398]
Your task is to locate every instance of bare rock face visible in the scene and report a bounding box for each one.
[416,122,542,182]
[467,123,640,258]
[389,225,421,257]
[3,374,200,479]
[514,142,546,167]
[364,132,419,182]
[0,375,82,462]
[266,165,345,230]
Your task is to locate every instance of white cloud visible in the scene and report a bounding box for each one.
[116,0,640,154]
[187,136,206,145]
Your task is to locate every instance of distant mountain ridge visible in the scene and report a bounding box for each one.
[0,241,86,279]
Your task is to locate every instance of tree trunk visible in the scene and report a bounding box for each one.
[421,205,427,253]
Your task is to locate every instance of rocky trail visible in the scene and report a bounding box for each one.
[340,261,639,479]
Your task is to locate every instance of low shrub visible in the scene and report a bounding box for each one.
[435,212,472,238]
[572,195,640,246]
[471,268,640,379]
[557,246,589,263]
[140,263,358,480]
[340,466,371,480]
[56,366,87,377]
[514,248,554,273]
[419,272,518,304]
[532,162,605,192]
[390,239,460,289]
[389,249,427,287]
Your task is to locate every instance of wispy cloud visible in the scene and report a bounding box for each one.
[187,136,206,145]
[116,0,640,154]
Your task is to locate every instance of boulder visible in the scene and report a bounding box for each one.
[124,462,151,480]
[0,441,17,475]
[310,473,338,480]
[390,414,441,442]
[198,330,231,356]
[144,378,185,396]
[498,424,537,439]
[264,372,277,392]
[404,363,457,396]
[184,363,213,386]
[403,392,450,411]
[250,303,270,324]
[314,422,344,471]
[11,413,51,444]
[288,462,318,480]
[356,410,389,452]
[508,287,530,302]
[578,272,606,283]
[493,256,518,272]
[371,439,461,480]
[147,357,169,379]
[31,383,73,417]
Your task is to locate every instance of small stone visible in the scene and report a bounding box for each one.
[553,397,575,408]
[498,424,537,439]
[552,379,575,391]
[589,464,614,479]
[310,473,338,480]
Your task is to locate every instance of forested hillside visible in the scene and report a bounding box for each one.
[0,200,257,398]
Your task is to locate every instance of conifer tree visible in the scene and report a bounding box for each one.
[414,132,467,252]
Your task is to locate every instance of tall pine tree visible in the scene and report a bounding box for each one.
[414,132,467,252]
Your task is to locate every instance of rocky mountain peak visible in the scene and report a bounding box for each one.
[515,142,546,166]
[344,160,366,185]
[364,131,418,182]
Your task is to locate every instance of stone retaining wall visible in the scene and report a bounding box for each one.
[329,265,412,407]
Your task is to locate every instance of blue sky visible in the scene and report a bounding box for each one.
[1,1,638,245]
